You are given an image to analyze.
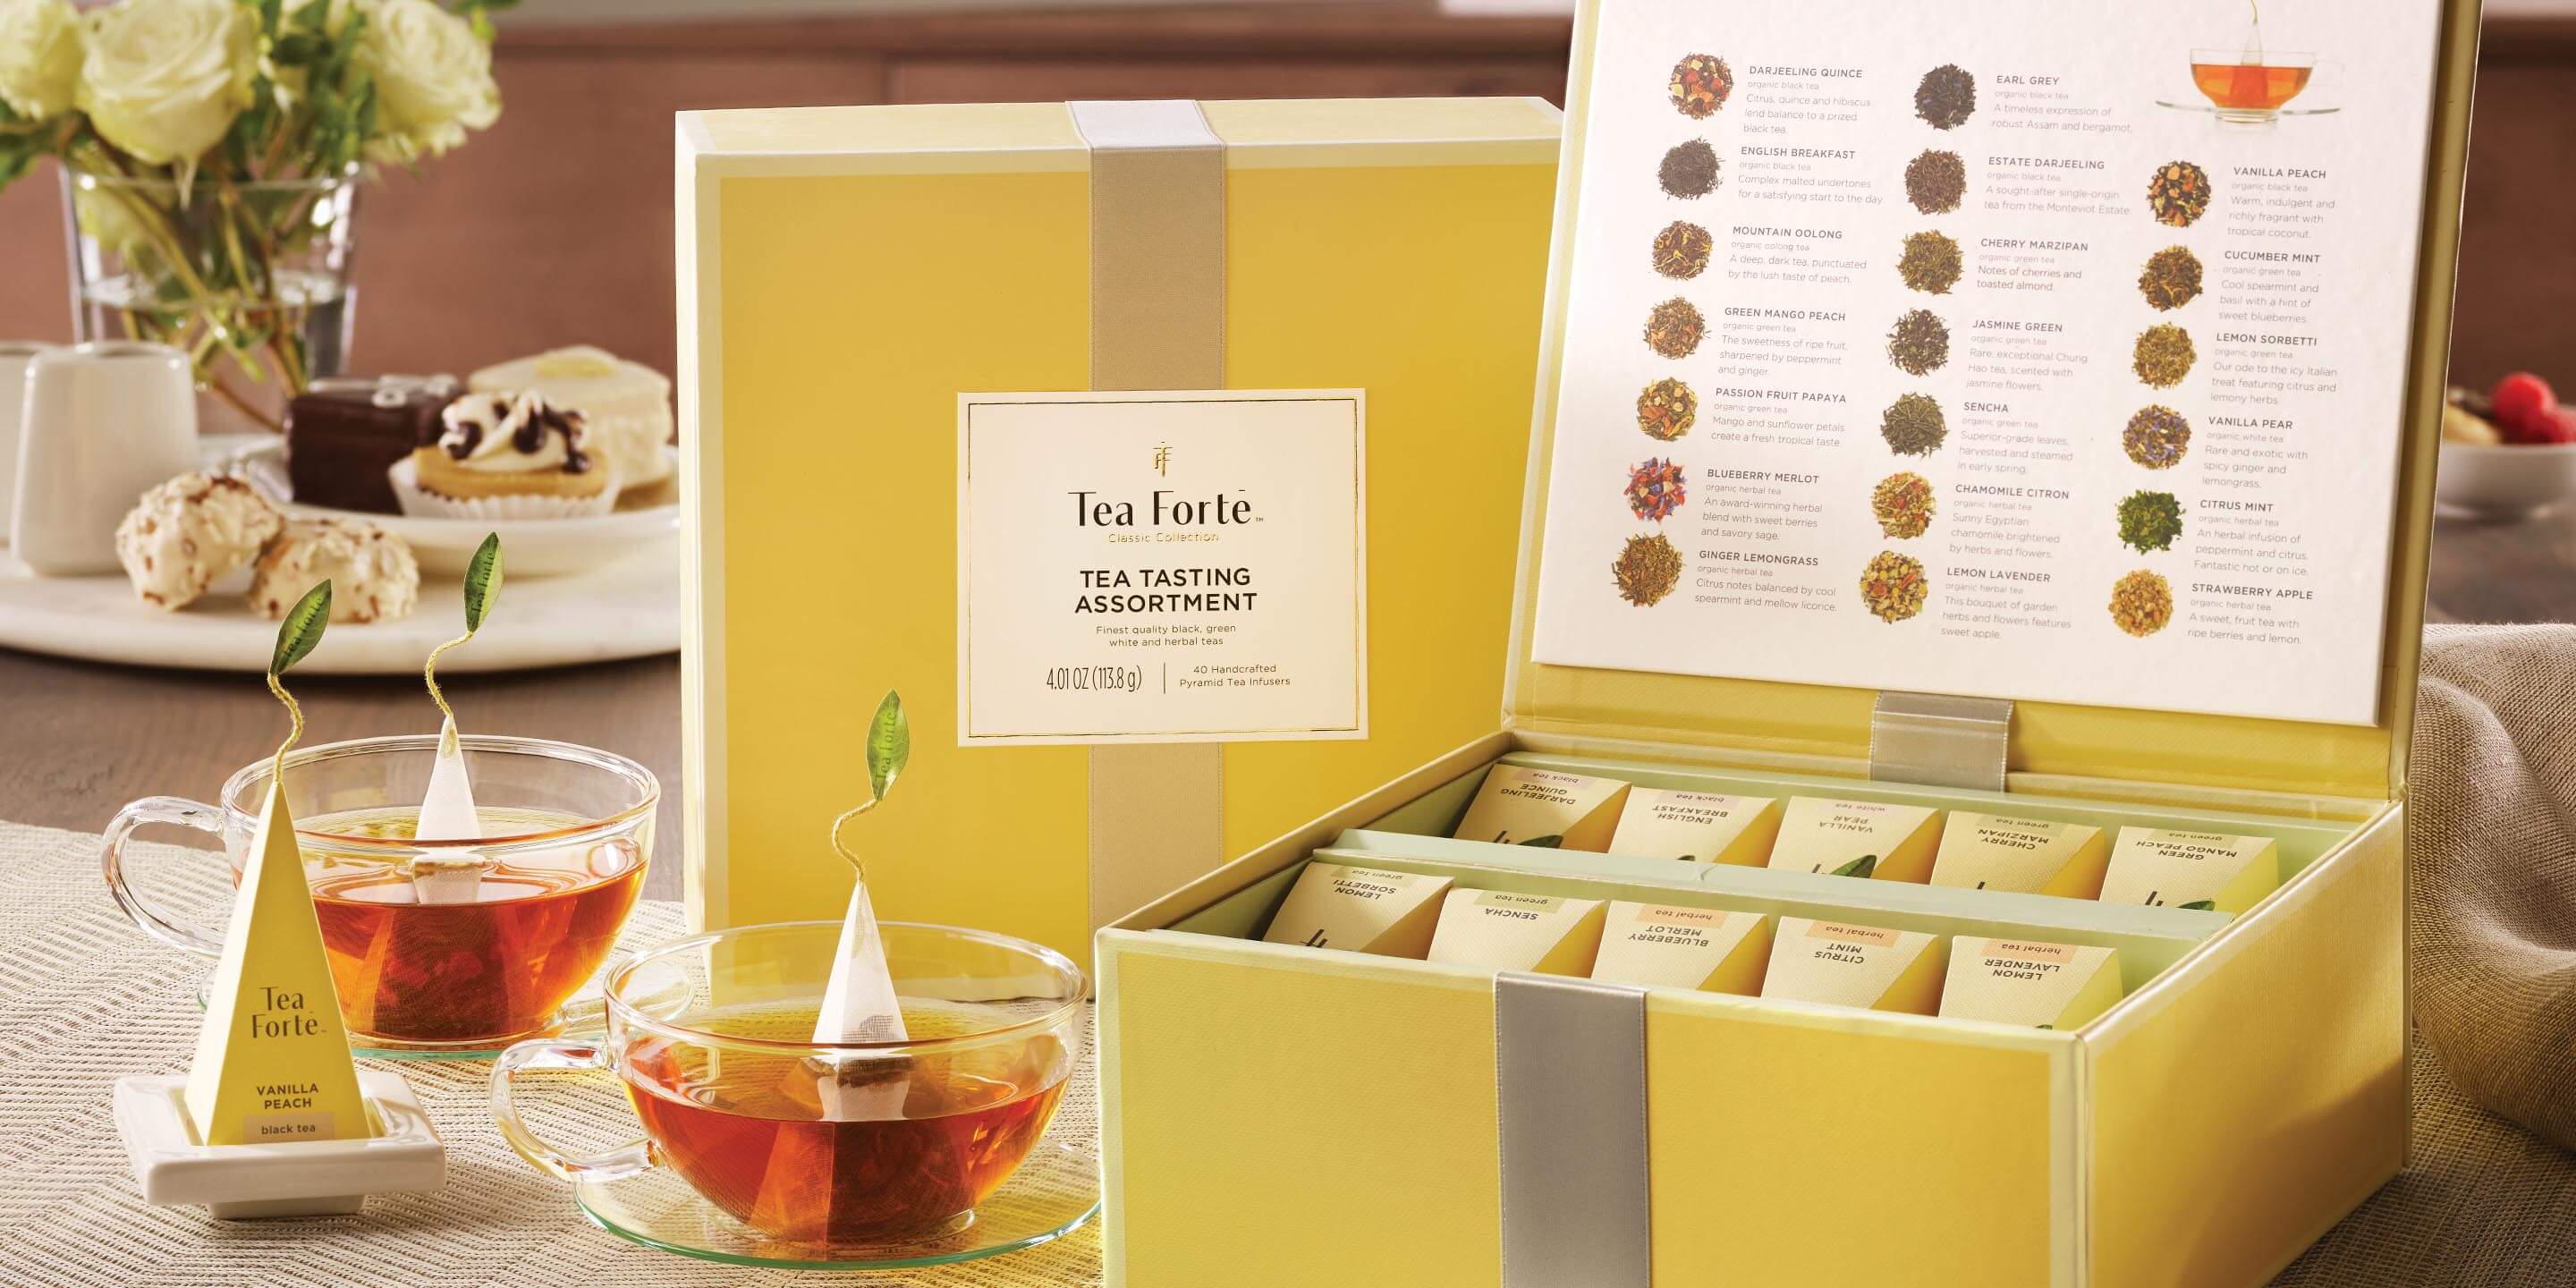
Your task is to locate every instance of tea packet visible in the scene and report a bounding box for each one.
[2097,827,2280,914]
[188,584,371,1145]
[1767,797,1945,883]
[409,716,486,904]
[1938,937,2123,1030]
[808,691,914,1122]
[1260,861,1451,958]
[1453,764,1631,851]
[1425,889,1608,976]
[1759,917,1948,1015]
[1927,812,2109,900]
[1606,788,1781,865]
[411,536,502,904]
[1589,902,1771,994]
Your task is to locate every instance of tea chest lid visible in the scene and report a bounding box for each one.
[1504,0,2479,807]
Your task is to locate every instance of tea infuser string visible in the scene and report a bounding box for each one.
[829,802,876,882]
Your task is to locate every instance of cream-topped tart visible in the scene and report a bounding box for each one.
[410,391,608,504]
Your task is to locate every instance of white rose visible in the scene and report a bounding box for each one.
[356,0,499,163]
[76,0,257,167]
[0,0,81,122]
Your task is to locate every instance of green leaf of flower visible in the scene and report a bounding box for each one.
[272,581,332,675]
[462,533,503,631]
[865,691,910,806]
[292,0,331,32]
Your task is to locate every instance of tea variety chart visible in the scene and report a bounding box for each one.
[1530,0,2447,725]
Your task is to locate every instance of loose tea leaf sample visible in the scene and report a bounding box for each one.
[1614,533,1683,606]
[1860,551,1928,623]
[1898,230,1962,294]
[1668,54,1733,118]
[1644,297,1707,360]
[1905,149,1967,215]
[1872,472,1936,538]
[1626,457,1688,521]
[1887,309,1952,376]
[2124,405,2192,469]
[1914,64,1977,130]
[2146,160,2213,227]
[2116,490,2184,553]
[2133,324,2197,388]
[2109,570,2174,638]
[1637,377,1697,440]
[1653,220,1715,280]
[1658,139,1722,198]
[1881,393,1949,456]
[2138,245,2204,311]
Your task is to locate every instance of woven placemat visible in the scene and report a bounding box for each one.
[0,819,1102,1288]
[6,814,2572,1285]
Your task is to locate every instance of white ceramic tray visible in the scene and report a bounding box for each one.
[0,550,677,674]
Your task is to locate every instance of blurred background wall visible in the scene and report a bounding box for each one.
[0,1,2561,389]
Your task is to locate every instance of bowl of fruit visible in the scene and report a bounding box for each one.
[2439,373,2576,520]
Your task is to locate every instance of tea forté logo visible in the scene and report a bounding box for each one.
[1152,442,1172,476]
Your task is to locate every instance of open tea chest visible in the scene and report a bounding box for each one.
[1095,0,2481,1284]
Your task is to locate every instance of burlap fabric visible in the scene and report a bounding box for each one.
[2405,624,2576,1149]
[0,820,1101,1287]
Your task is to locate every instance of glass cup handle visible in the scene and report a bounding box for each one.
[100,795,233,956]
[490,1038,657,1183]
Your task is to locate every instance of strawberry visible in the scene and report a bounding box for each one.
[2490,371,2558,442]
[2539,406,2576,445]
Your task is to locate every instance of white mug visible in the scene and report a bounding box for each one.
[12,341,198,574]
[0,341,60,547]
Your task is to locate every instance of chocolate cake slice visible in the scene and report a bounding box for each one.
[284,375,459,513]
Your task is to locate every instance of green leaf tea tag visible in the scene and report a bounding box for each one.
[1517,835,1565,849]
[865,691,910,806]
[462,532,503,631]
[1832,854,1879,878]
[2178,899,2217,911]
[271,581,331,676]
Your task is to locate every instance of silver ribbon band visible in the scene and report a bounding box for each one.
[1496,972,1653,1288]
[1068,99,1230,931]
[1869,690,2014,792]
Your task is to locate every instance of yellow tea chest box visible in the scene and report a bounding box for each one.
[1094,0,2478,1284]
[679,98,1561,961]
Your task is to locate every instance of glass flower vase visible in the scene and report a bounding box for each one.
[62,167,360,435]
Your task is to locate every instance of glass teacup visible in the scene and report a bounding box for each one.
[492,920,1085,1246]
[2190,47,2320,123]
[102,733,655,1048]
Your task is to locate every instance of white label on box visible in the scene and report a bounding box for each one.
[958,389,1366,745]
[1525,2,2452,726]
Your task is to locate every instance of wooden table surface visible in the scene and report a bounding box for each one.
[0,506,2560,900]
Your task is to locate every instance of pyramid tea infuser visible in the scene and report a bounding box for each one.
[114,584,446,1217]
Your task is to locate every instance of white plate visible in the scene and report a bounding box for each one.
[0,552,677,674]
[232,439,681,578]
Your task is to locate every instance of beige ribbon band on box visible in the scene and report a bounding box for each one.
[1068,99,1230,933]
[1496,972,1655,1288]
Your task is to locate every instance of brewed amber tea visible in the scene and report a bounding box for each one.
[2191,60,2312,113]
[623,1003,1072,1244]
[292,805,644,1043]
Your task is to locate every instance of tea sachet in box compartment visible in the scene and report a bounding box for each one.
[1939,937,2123,1030]
[1606,788,1781,865]
[2098,827,2280,913]
[1589,902,1770,994]
[1767,797,1945,882]
[1260,862,1452,957]
[1427,889,1608,976]
[1453,765,1631,851]
[1927,812,2109,899]
[1759,917,1948,1016]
